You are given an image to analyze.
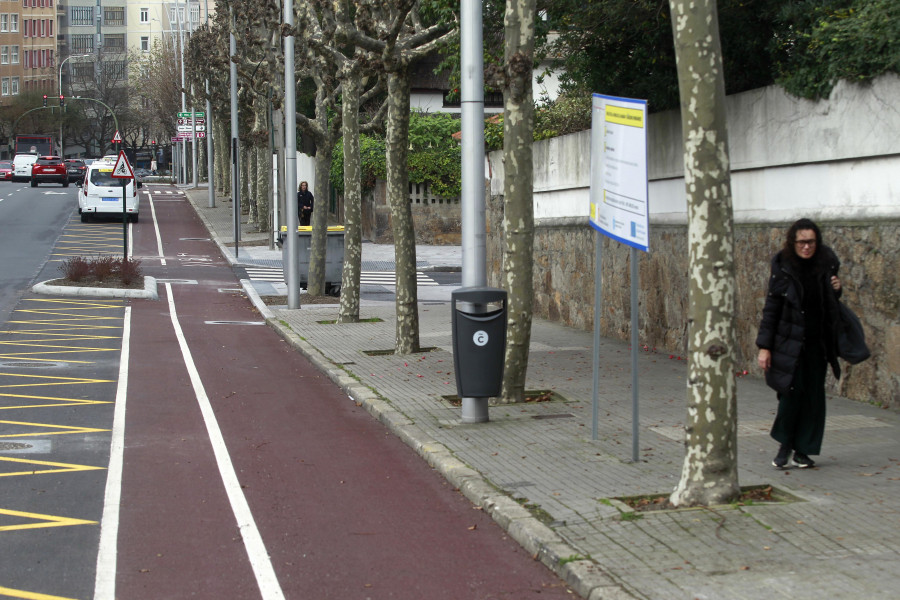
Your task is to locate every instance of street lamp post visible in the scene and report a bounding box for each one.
[58,54,90,158]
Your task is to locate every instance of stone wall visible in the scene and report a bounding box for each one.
[486,211,900,409]
[486,76,900,409]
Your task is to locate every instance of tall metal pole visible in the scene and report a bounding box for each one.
[459,0,488,423]
[283,0,300,308]
[191,83,198,188]
[204,0,214,207]
[206,80,214,207]
[176,0,186,185]
[229,10,241,259]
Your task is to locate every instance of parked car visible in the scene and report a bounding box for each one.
[12,153,38,182]
[0,160,12,181]
[65,159,87,183]
[31,156,69,187]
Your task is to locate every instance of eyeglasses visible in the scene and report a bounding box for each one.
[795,239,817,248]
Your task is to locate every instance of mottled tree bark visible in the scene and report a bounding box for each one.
[240,145,251,216]
[306,86,339,298]
[668,0,740,507]
[499,0,536,404]
[255,144,271,234]
[247,140,259,228]
[339,75,362,323]
[215,117,230,197]
[386,68,421,354]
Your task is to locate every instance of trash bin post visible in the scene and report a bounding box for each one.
[451,287,508,423]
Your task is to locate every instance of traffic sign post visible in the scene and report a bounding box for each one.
[111,151,134,259]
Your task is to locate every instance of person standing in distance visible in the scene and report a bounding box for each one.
[756,218,843,469]
[297,181,314,226]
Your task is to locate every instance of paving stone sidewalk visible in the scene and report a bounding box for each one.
[185,186,900,600]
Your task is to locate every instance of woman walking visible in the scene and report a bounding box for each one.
[756,218,843,469]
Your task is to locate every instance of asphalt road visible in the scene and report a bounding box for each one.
[0,181,75,324]
[0,185,573,599]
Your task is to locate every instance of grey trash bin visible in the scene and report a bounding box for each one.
[451,287,507,398]
[280,226,345,295]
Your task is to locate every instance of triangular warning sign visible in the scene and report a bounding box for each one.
[112,130,122,143]
[112,151,134,179]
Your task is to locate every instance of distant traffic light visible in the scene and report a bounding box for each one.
[59,95,65,108]
[42,95,47,107]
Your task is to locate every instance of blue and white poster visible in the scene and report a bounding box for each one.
[589,94,649,252]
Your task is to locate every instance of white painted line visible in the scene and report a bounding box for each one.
[163,283,285,599]
[94,305,131,600]
[147,194,167,266]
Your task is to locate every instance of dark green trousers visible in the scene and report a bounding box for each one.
[770,344,827,456]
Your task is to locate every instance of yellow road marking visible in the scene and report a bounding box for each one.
[0,585,79,600]
[0,421,109,438]
[0,357,95,365]
[0,342,119,353]
[0,456,105,478]
[1,324,122,332]
[0,393,111,410]
[0,332,121,341]
[20,298,124,307]
[0,373,113,385]
[0,508,96,532]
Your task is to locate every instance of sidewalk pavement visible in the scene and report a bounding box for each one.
[184,185,900,600]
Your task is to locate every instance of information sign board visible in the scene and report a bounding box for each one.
[589,94,649,252]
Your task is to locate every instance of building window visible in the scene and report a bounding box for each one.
[140,36,149,52]
[103,34,125,51]
[140,8,148,23]
[1,14,8,33]
[71,34,93,52]
[104,60,126,80]
[10,14,17,32]
[168,7,185,24]
[1,47,8,65]
[71,6,93,26]
[11,45,18,64]
[40,19,45,37]
[11,76,18,95]
[104,7,125,27]
[73,63,93,78]
[2,78,8,96]
[190,6,200,24]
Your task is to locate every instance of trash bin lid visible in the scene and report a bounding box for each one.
[279,225,345,232]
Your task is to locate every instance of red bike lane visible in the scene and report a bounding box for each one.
[113,188,573,599]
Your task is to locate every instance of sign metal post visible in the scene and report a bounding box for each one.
[111,150,135,260]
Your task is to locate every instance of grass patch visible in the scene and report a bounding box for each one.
[362,347,438,356]
[613,484,799,514]
[317,317,384,324]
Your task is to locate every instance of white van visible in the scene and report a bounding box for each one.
[12,153,38,182]
[78,159,142,223]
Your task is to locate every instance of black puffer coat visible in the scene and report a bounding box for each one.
[755,245,842,394]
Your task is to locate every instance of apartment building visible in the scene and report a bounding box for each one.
[0,0,57,99]
[0,0,215,101]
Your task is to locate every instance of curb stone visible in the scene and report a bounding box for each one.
[32,276,159,300]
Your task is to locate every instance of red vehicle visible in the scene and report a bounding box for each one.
[0,160,12,181]
[31,155,69,187]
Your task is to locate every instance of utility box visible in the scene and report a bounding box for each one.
[451,287,508,398]
[279,226,344,295]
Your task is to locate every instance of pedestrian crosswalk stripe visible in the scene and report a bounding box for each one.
[241,266,438,286]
